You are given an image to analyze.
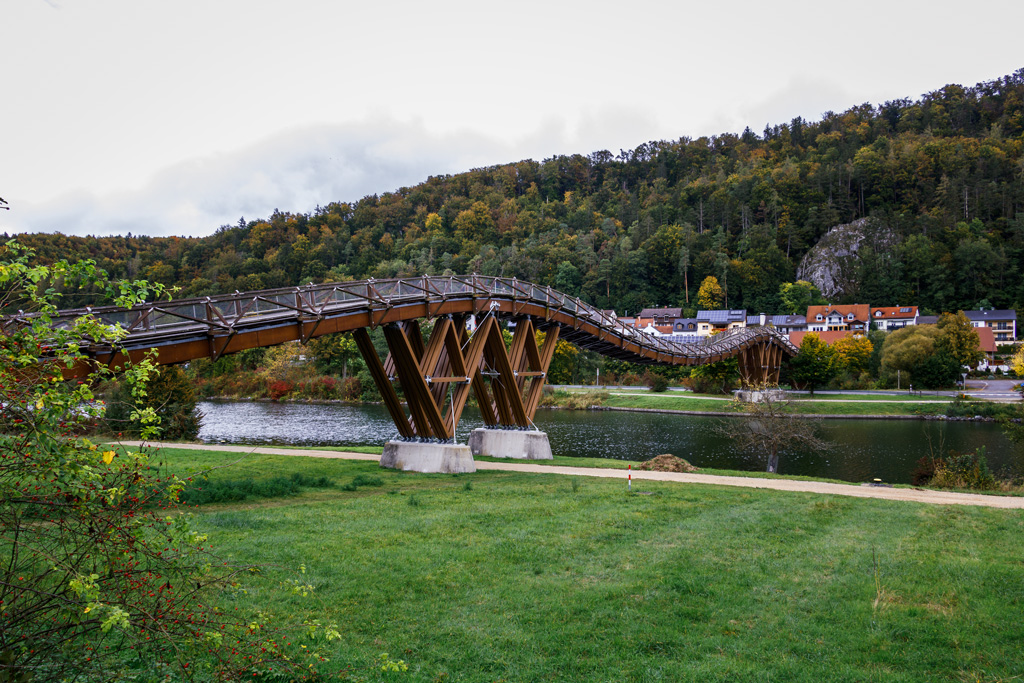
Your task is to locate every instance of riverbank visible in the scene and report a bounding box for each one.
[542,388,956,418]
[115,443,1024,681]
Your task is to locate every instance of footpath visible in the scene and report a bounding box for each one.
[128,441,1024,510]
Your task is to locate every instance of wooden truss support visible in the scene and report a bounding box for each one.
[353,315,562,440]
[738,341,784,387]
[473,317,559,429]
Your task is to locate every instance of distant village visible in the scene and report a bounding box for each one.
[611,305,1017,366]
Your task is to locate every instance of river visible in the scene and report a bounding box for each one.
[196,400,1024,485]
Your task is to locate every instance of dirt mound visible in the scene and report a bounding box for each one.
[637,454,698,473]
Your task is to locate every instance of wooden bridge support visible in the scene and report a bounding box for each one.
[737,341,784,387]
[353,315,559,442]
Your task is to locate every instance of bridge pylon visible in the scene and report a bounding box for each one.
[353,314,561,471]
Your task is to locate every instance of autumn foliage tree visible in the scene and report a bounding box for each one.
[696,276,725,309]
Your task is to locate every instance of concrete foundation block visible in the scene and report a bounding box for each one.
[380,440,476,474]
[468,428,553,460]
[736,388,787,403]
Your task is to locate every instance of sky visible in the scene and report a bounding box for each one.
[3,0,1022,238]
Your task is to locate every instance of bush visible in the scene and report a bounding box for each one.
[945,399,1023,420]
[647,373,669,392]
[343,376,363,401]
[268,380,294,400]
[927,447,997,490]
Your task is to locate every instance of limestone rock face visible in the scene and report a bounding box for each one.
[796,218,896,299]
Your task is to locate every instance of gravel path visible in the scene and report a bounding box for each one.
[128,442,1024,510]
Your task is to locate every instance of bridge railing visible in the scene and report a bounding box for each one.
[3,275,797,361]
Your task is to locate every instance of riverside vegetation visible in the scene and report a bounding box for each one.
[126,445,1024,682]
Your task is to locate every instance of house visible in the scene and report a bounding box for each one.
[746,314,807,333]
[638,307,683,327]
[671,318,699,333]
[806,304,871,333]
[769,315,807,333]
[964,309,1017,342]
[871,306,919,330]
[639,323,674,337]
[696,309,747,336]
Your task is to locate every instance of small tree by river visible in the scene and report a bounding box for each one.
[719,385,830,473]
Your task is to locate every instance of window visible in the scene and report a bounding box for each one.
[847,313,854,320]
[816,314,822,321]
[875,311,883,317]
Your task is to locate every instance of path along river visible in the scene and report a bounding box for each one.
[196,401,1024,485]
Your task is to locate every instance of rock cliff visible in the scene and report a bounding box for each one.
[796,218,896,299]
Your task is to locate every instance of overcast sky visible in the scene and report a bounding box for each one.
[3,0,1022,238]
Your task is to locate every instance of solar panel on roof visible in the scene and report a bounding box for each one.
[707,310,729,323]
[899,307,910,313]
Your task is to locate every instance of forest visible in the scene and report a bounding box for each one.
[6,69,1024,319]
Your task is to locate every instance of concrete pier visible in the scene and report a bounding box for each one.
[735,388,787,403]
[380,440,476,473]
[468,428,553,460]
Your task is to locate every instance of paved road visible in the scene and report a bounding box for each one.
[965,378,1022,402]
[128,442,1024,510]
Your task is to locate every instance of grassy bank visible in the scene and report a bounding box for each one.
[542,389,952,417]
[143,446,1024,682]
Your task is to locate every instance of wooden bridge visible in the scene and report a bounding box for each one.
[3,275,797,443]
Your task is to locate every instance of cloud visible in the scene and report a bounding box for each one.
[3,108,672,238]
[4,119,524,237]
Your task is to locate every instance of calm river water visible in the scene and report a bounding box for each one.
[196,401,1024,485]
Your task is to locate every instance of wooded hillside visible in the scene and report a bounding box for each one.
[7,69,1024,316]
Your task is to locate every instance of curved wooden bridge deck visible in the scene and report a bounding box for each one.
[4,275,797,441]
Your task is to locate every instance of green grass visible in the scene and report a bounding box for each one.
[602,388,951,402]
[597,392,949,416]
[146,447,1024,682]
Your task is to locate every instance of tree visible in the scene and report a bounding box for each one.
[911,350,961,389]
[778,280,825,315]
[689,358,739,394]
[697,275,725,309]
[540,332,579,384]
[832,335,874,375]
[878,325,943,388]
[678,246,691,304]
[554,260,582,297]
[788,333,836,395]
[0,242,306,681]
[1012,345,1024,377]
[307,331,364,379]
[719,384,829,473]
[936,311,983,368]
[104,364,202,440]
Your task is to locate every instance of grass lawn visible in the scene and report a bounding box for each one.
[146,446,1024,682]
[595,392,949,417]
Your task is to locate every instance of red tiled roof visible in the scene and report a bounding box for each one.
[806,304,871,323]
[976,326,997,354]
[789,330,865,346]
[871,306,918,319]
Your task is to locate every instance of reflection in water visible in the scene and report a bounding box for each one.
[197,401,1022,485]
